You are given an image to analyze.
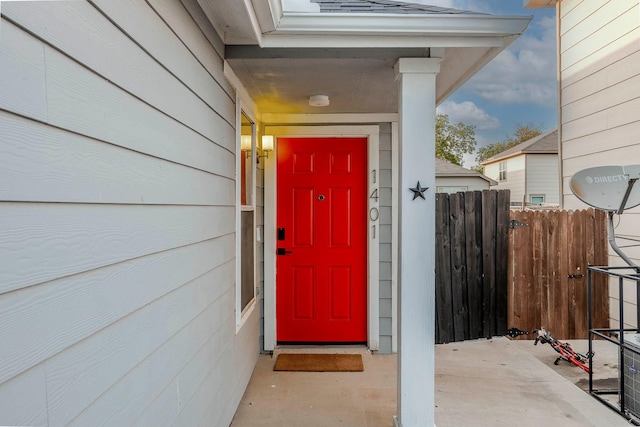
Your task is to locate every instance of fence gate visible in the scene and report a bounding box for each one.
[508,208,609,339]
[435,190,510,344]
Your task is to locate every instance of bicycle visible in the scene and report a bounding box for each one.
[532,327,593,374]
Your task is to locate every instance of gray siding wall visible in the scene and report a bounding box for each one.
[0,1,259,426]
[378,123,394,354]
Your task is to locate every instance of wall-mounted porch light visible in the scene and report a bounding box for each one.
[257,135,274,163]
[241,135,253,155]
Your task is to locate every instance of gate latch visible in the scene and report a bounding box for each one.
[509,219,529,229]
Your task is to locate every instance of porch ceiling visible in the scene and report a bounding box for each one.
[225,44,503,114]
[226,47,426,114]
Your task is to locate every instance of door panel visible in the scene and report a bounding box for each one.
[292,266,314,320]
[330,188,351,247]
[330,266,352,320]
[293,188,314,247]
[277,137,367,342]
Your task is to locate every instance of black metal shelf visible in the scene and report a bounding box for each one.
[588,266,640,425]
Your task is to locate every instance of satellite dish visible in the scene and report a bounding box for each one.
[569,165,640,212]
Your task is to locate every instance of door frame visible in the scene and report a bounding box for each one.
[263,125,380,351]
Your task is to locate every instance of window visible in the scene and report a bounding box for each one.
[530,195,545,204]
[436,186,468,194]
[499,161,507,181]
[238,111,256,322]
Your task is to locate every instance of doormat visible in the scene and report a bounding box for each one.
[273,353,364,372]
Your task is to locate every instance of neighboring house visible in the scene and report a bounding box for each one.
[0,1,530,426]
[482,128,559,208]
[435,158,496,193]
[525,0,640,328]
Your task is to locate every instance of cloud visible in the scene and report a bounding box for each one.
[463,16,558,106]
[437,101,500,131]
[401,1,558,107]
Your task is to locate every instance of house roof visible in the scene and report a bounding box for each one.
[481,128,559,164]
[436,158,497,185]
[310,0,480,15]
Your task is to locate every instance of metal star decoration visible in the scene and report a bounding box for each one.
[409,181,428,200]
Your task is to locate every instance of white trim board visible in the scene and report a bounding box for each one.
[263,125,380,351]
[391,121,399,353]
[261,113,398,124]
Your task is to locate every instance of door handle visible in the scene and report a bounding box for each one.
[277,248,293,256]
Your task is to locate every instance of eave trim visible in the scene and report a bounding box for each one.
[275,13,532,37]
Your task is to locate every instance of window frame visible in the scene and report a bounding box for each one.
[530,194,545,204]
[498,161,507,181]
[236,107,257,330]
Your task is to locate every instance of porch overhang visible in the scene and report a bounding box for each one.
[203,0,530,116]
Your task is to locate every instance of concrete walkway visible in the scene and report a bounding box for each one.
[231,338,630,427]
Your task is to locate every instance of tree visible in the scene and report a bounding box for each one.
[472,123,544,172]
[435,114,476,166]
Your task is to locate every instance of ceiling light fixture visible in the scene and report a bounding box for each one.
[309,95,330,107]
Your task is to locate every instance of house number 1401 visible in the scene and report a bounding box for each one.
[370,169,379,239]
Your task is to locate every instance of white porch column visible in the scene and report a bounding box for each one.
[394,57,440,427]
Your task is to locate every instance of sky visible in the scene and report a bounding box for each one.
[402,0,558,167]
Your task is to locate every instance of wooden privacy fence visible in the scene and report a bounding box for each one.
[435,190,510,344]
[509,208,609,340]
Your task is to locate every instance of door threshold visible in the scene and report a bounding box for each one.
[275,343,370,353]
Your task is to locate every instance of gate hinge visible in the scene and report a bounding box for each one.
[509,219,529,229]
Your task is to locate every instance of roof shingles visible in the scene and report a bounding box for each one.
[482,128,558,164]
[310,0,480,15]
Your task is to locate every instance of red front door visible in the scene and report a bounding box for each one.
[276,137,367,342]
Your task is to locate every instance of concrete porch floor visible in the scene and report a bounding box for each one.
[231,338,630,427]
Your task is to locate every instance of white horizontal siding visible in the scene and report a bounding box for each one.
[559,0,640,328]
[90,0,235,113]
[46,47,235,175]
[488,156,525,203]
[560,1,635,53]
[0,203,234,294]
[0,236,234,386]
[562,49,640,106]
[0,366,47,427]
[0,112,235,204]
[562,97,640,142]
[0,21,47,120]
[0,1,258,426]
[435,176,490,192]
[482,162,500,181]
[565,28,639,90]
[563,120,640,160]
[561,2,638,76]
[526,154,559,204]
[179,0,226,60]
[499,169,525,204]
[558,0,581,21]
[2,1,235,146]
[132,316,235,426]
[58,274,235,426]
[562,73,640,124]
